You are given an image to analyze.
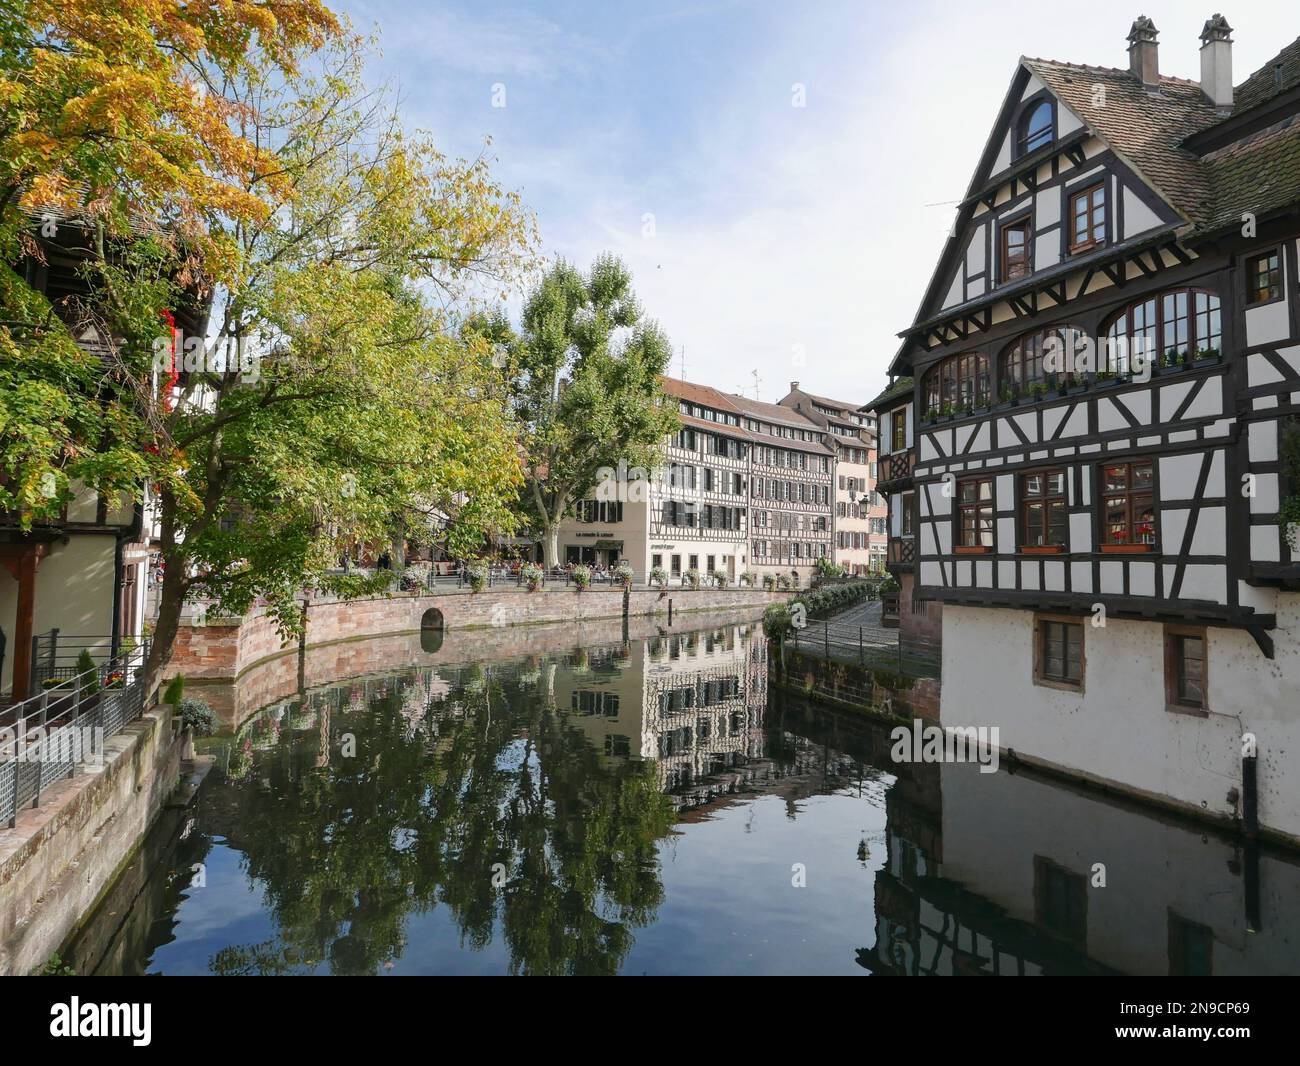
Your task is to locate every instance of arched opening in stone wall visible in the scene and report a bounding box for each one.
[419,607,445,654]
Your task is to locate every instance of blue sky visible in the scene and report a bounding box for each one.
[336,0,1295,405]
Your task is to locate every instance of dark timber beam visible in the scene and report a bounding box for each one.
[1248,625,1275,660]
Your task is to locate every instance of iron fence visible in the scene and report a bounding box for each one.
[329,565,774,593]
[0,640,150,828]
[791,618,940,678]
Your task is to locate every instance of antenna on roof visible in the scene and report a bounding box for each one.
[748,368,762,400]
[678,345,687,381]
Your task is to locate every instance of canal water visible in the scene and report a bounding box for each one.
[63,616,1300,976]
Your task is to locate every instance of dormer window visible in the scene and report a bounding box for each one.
[1017,100,1054,156]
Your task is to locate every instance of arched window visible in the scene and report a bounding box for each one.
[1017,100,1054,156]
[923,352,990,415]
[999,325,1088,395]
[1102,288,1221,374]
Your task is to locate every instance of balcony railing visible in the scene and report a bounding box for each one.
[877,450,916,487]
[887,536,917,568]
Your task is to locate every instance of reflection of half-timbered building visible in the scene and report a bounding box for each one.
[876,18,1300,841]
[551,620,769,811]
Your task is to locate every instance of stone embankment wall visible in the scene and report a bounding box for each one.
[0,705,182,976]
[169,592,780,732]
[168,586,783,683]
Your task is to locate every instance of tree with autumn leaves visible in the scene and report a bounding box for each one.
[1,3,536,688]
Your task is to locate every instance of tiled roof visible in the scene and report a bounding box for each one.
[1201,114,1300,232]
[1235,35,1300,111]
[661,375,745,414]
[862,377,913,413]
[799,389,865,414]
[1022,58,1219,225]
[726,391,820,427]
[660,376,834,453]
[1020,34,1300,237]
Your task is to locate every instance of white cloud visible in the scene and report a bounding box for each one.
[342,0,1300,405]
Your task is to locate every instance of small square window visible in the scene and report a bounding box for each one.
[1034,615,1084,690]
[1245,250,1281,305]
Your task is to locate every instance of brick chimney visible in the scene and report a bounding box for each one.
[1128,15,1160,89]
[1199,14,1234,111]
[790,381,800,392]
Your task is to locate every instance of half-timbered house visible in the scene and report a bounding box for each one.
[878,16,1300,841]
[557,377,752,581]
[728,392,836,583]
[0,216,188,699]
[779,382,887,574]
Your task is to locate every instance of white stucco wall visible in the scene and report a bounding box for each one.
[0,536,118,693]
[940,600,1300,841]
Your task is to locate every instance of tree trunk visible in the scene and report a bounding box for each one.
[390,516,407,573]
[543,522,560,568]
[145,520,188,696]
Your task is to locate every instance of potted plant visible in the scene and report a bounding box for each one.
[614,561,634,588]
[650,565,668,588]
[466,561,488,592]
[762,573,776,591]
[521,562,544,591]
[712,569,729,589]
[683,567,701,590]
[179,697,217,737]
[572,564,592,590]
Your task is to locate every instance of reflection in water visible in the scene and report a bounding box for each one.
[63,618,1300,976]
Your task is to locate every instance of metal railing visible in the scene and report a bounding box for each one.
[0,640,150,828]
[333,566,771,593]
[29,630,120,696]
[791,618,940,678]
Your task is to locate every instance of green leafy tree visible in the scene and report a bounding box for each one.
[2,16,535,692]
[497,255,678,566]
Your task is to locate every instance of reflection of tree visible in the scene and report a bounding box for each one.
[206,664,674,975]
